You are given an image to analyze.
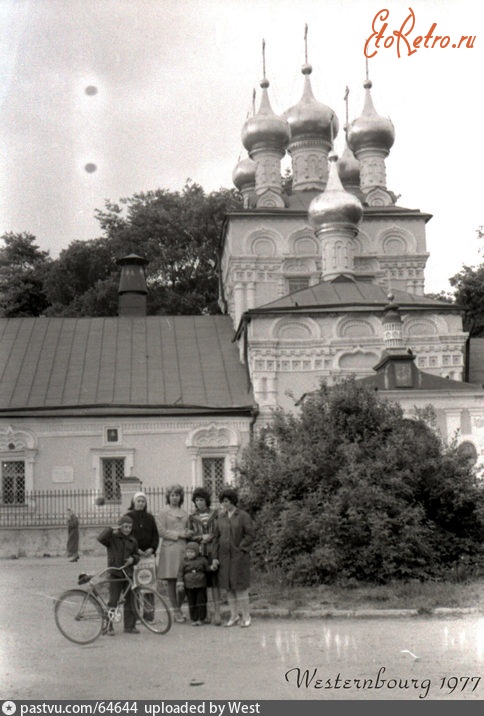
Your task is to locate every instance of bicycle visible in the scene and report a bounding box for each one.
[54,563,172,644]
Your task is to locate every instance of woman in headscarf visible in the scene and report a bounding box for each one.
[156,484,192,623]
[127,490,160,623]
[126,491,159,557]
[212,487,255,628]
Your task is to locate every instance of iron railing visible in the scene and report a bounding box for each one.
[0,486,204,527]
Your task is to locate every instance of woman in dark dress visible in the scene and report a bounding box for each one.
[126,491,159,557]
[127,491,160,622]
[212,488,255,628]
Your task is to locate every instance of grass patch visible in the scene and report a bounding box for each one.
[249,569,484,612]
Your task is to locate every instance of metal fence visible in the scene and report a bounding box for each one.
[0,487,202,527]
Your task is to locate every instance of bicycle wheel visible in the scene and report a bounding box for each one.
[54,589,104,644]
[132,587,171,634]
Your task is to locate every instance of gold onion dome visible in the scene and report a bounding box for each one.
[232,156,256,190]
[283,64,338,141]
[337,142,360,185]
[241,78,291,153]
[347,80,395,154]
[308,153,363,228]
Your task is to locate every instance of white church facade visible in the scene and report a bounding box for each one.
[1,44,483,513]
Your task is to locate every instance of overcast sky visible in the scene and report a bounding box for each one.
[0,0,483,293]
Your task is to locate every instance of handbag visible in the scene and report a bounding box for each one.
[133,555,157,588]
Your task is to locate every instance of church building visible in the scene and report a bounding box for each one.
[1,41,483,512]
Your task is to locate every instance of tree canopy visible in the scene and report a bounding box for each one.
[426,259,484,337]
[448,264,484,337]
[236,379,484,585]
[0,182,242,317]
[0,232,51,316]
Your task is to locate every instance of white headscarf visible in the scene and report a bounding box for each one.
[133,491,147,503]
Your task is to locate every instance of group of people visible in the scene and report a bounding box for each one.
[93,484,255,634]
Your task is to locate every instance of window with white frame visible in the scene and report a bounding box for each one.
[2,460,25,504]
[101,457,124,502]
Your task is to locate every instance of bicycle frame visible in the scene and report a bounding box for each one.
[54,562,172,643]
[87,566,133,627]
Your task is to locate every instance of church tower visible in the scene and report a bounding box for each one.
[308,152,363,281]
[347,76,395,207]
[283,25,337,193]
[220,33,467,417]
[241,41,290,209]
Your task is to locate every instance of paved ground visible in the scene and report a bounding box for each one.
[0,556,483,701]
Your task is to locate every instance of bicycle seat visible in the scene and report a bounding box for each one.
[78,573,93,585]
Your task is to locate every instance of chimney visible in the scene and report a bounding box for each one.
[117,254,148,316]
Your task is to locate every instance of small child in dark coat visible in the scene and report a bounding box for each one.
[176,542,216,626]
[97,514,140,635]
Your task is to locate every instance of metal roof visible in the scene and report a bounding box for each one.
[359,368,482,392]
[248,278,461,314]
[0,316,254,416]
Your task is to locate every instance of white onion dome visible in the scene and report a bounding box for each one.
[347,80,395,154]
[241,78,291,153]
[232,156,256,190]
[283,64,338,141]
[337,142,360,185]
[308,153,363,228]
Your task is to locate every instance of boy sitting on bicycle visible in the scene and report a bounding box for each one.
[97,514,140,635]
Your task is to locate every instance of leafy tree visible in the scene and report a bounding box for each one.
[92,181,243,316]
[448,264,484,336]
[281,168,293,195]
[1,182,242,317]
[237,379,484,585]
[42,239,118,316]
[0,232,51,316]
[424,291,455,304]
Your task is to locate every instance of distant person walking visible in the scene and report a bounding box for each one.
[66,507,79,562]
[212,488,255,628]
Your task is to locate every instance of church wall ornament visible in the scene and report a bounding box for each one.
[335,316,379,338]
[0,425,37,451]
[271,316,320,340]
[288,230,319,256]
[246,227,283,255]
[377,224,416,254]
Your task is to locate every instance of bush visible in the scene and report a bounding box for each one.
[238,379,484,585]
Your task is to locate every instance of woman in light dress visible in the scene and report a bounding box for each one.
[157,483,192,623]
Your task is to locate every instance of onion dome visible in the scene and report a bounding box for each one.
[308,153,363,228]
[241,78,290,153]
[337,142,360,186]
[283,64,338,141]
[232,155,256,191]
[347,80,395,154]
